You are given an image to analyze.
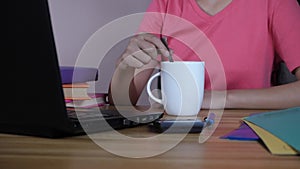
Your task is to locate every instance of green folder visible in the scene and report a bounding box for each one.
[243,107,300,154]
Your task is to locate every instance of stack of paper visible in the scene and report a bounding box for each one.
[243,107,300,155]
[62,82,91,100]
[59,66,106,108]
[66,93,107,108]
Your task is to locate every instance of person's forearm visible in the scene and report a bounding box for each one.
[109,60,158,106]
[202,81,300,109]
[224,68,300,109]
[108,66,135,105]
[226,81,300,109]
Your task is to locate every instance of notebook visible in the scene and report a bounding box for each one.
[4,0,163,138]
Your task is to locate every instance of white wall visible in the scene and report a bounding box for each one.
[48,0,152,104]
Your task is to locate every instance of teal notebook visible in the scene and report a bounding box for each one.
[244,107,300,152]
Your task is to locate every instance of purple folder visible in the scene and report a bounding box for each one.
[59,66,98,84]
[220,122,259,141]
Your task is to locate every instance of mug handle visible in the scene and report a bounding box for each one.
[146,72,163,104]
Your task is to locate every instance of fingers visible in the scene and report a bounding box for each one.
[143,34,170,58]
[118,33,170,70]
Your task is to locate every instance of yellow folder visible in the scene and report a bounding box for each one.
[243,120,298,155]
[243,107,300,155]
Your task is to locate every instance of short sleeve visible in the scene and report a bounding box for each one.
[270,0,300,73]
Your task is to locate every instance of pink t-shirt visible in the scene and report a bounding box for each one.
[138,0,300,90]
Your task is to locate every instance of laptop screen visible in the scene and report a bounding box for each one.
[6,0,164,138]
[9,0,71,131]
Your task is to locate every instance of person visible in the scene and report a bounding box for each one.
[108,0,300,109]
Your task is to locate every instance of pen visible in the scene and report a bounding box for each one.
[161,36,174,62]
[204,112,215,128]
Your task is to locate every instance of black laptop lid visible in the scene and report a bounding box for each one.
[4,0,75,137]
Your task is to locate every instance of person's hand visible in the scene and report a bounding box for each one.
[117,33,170,69]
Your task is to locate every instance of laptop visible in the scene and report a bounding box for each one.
[4,0,163,138]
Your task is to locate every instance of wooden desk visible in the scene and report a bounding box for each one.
[0,109,299,169]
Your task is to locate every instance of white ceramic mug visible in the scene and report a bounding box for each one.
[147,61,205,116]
